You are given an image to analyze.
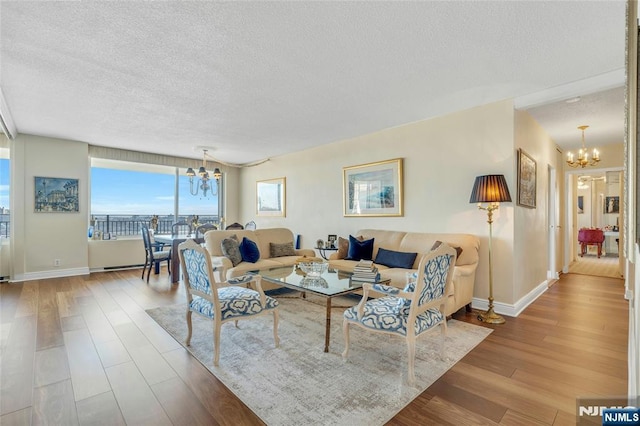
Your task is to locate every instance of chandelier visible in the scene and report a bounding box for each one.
[186,149,222,197]
[566,125,600,168]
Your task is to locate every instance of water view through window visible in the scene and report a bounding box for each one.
[91,166,220,237]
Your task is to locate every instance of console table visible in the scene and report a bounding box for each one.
[316,246,337,260]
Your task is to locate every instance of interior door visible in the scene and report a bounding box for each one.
[554,149,563,274]
[548,164,561,280]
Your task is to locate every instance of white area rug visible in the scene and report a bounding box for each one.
[146,297,491,425]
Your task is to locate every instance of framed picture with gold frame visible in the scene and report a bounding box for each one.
[256,177,286,217]
[517,149,536,209]
[343,158,403,217]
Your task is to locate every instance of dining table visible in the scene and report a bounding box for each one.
[153,234,205,284]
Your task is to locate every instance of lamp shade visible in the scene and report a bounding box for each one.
[469,174,512,203]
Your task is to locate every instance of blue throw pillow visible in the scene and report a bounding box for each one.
[374,248,417,269]
[239,237,260,263]
[346,235,374,261]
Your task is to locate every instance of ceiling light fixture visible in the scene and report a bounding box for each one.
[566,125,600,168]
[185,149,222,198]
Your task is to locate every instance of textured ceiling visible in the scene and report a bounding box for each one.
[0,1,627,164]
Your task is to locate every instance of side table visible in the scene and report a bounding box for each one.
[316,246,338,260]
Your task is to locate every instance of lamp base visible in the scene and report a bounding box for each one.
[477,307,505,324]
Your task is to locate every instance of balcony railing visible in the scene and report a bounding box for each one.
[91,215,220,237]
[0,215,220,239]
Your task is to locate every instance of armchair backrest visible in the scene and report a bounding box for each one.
[412,244,456,314]
[178,239,220,310]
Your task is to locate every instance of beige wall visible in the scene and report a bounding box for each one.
[513,110,562,302]
[239,100,520,306]
[11,135,89,280]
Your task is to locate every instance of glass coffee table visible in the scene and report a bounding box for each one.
[257,265,389,352]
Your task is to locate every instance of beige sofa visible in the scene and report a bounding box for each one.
[328,229,480,316]
[204,228,315,288]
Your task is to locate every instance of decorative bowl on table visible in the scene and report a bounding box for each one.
[298,262,328,277]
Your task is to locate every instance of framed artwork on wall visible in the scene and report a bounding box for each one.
[343,158,403,217]
[604,196,619,214]
[517,149,536,209]
[256,177,286,217]
[34,176,79,213]
[577,195,584,214]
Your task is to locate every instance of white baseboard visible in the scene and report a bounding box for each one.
[10,267,90,282]
[472,280,549,318]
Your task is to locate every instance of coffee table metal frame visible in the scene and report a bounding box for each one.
[258,265,390,352]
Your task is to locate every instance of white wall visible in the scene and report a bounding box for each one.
[239,100,519,305]
[10,135,89,280]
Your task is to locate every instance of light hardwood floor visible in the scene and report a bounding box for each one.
[0,269,629,425]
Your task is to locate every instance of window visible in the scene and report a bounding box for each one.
[90,158,221,237]
[0,156,8,238]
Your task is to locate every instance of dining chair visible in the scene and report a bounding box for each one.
[195,223,217,238]
[342,244,456,384]
[225,222,244,230]
[178,239,280,366]
[172,220,193,237]
[244,220,257,230]
[140,225,172,282]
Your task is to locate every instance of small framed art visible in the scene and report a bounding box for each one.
[257,177,286,217]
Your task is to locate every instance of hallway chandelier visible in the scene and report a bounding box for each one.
[566,125,600,168]
[186,149,222,197]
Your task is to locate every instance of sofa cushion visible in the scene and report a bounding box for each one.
[239,237,260,263]
[431,240,463,259]
[221,235,242,266]
[374,248,417,269]
[346,235,374,261]
[270,241,296,258]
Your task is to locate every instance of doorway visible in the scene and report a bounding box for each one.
[566,169,624,279]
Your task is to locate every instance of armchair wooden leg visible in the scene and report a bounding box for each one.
[406,336,416,385]
[185,310,193,346]
[342,321,350,358]
[213,321,222,366]
[440,319,447,359]
[273,309,280,348]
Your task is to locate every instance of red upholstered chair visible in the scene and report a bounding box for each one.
[578,228,605,258]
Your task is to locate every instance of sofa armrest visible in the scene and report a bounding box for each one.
[295,249,316,257]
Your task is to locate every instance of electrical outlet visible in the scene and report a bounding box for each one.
[54,259,61,267]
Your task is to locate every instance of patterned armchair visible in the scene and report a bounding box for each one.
[177,239,280,366]
[342,244,456,384]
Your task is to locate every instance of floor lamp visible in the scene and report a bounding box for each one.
[469,174,512,324]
